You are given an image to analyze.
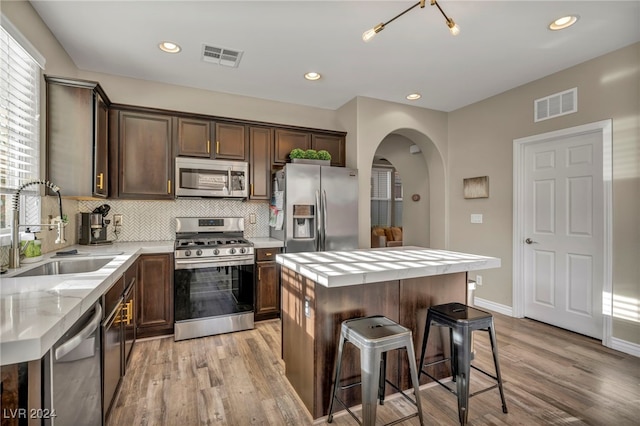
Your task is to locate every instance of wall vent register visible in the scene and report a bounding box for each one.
[534,87,577,122]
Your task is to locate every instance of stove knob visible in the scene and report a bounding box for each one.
[230,248,236,255]
[196,249,203,256]
[185,250,192,257]
[213,249,220,255]
[239,247,246,254]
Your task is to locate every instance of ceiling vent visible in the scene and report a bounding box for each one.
[534,87,577,122]
[202,44,243,68]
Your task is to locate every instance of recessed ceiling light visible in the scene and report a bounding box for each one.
[406,93,421,101]
[549,15,579,31]
[159,41,181,53]
[304,72,321,81]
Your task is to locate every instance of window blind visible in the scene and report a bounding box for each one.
[0,24,42,232]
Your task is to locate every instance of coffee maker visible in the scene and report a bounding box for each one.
[79,204,112,245]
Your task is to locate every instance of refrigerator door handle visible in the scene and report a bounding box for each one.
[322,190,328,251]
[315,189,321,251]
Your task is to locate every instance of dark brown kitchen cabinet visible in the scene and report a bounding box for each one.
[249,126,272,200]
[312,133,345,167]
[213,122,247,160]
[176,117,210,157]
[112,109,174,199]
[273,129,311,165]
[45,75,111,198]
[176,119,247,161]
[137,253,174,338]
[255,248,281,321]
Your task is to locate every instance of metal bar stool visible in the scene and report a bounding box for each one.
[327,315,424,426]
[418,302,508,425]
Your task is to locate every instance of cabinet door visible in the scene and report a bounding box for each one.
[118,111,174,199]
[255,261,280,321]
[273,129,311,165]
[177,117,210,157]
[94,92,109,197]
[249,126,272,200]
[312,133,345,167]
[137,253,174,338]
[213,122,247,160]
[46,77,109,198]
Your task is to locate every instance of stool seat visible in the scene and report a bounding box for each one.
[328,315,424,426]
[419,303,508,425]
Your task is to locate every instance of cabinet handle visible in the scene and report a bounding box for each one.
[258,265,261,281]
[96,173,104,190]
[265,252,273,257]
[250,183,254,196]
[167,180,171,194]
[207,140,210,154]
[216,140,220,154]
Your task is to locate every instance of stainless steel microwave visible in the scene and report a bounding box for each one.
[175,157,249,198]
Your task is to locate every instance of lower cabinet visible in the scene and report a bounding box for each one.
[101,276,124,423]
[255,248,281,321]
[137,253,174,338]
[102,260,138,423]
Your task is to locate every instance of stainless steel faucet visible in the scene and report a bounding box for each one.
[9,180,66,269]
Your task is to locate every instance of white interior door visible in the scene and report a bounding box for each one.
[523,130,604,338]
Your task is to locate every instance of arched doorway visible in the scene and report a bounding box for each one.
[370,133,431,247]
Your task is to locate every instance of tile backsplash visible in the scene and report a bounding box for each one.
[1,198,270,268]
[77,199,270,241]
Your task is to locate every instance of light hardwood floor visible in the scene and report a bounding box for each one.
[108,313,640,425]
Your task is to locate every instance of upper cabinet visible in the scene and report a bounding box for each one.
[273,129,311,165]
[214,122,247,160]
[176,118,210,157]
[248,126,272,200]
[312,134,345,167]
[176,118,247,161]
[45,76,111,198]
[110,108,174,199]
[273,128,346,167]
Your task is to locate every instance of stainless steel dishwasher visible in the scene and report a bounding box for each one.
[43,302,102,426]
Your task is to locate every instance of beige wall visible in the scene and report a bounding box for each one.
[448,43,640,344]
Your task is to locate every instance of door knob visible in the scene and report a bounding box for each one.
[525,238,537,244]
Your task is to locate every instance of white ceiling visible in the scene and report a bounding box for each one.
[29,1,640,112]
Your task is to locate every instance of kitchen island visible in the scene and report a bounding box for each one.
[276,246,500,420]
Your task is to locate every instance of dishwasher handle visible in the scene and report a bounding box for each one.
[55,304,102,361]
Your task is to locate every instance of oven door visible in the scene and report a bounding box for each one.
[174,256,254,323]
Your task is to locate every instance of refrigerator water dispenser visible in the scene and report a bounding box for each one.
[294,218,312,238]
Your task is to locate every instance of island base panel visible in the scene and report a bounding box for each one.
[281,266,467,419]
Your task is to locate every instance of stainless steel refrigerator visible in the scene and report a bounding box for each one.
[270,164,359,253]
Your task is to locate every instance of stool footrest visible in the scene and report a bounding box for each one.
[384,379,420,408]
[419,369,457,395]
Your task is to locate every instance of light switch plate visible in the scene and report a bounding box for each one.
[470,214,483,224]
[249,213,256,224]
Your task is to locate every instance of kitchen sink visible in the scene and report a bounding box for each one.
[15,257,114,278]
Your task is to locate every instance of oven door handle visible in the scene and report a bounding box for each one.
[175,257,254,269]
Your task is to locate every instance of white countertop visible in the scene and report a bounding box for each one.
[0,241,173,366]
[276,246,501,288]
[247,237,284,249]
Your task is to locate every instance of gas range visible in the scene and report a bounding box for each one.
[174,217,254,263]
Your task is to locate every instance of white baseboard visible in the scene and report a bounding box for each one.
[473,298,639,358]
[472,297,513,317]
[610,337,640,358]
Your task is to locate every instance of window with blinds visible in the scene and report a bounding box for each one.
[371,168,391,227]
[0,24,42,235]
[371,167,403,227]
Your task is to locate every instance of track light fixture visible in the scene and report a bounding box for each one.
[362,0,460,42]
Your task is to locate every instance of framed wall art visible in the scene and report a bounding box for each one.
[463,176,489,199]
